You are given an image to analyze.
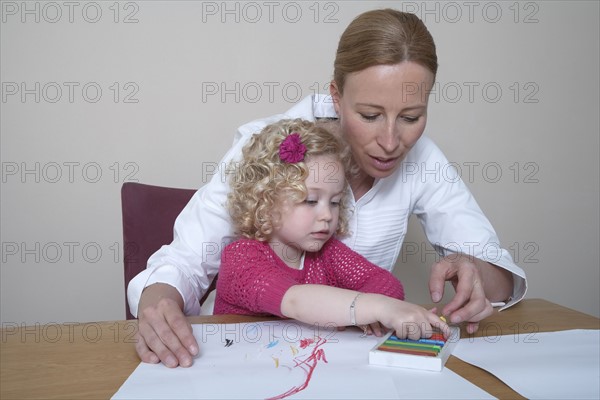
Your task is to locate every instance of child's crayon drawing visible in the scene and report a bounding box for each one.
[266,336,328,400]
[226,330,329,399]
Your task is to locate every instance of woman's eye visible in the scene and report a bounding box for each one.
[305,199,318,205]
[360,113,378,121]
[331,201,341,207]
[402,116,420,123]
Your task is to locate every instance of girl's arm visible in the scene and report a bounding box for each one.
[280,284,449,340]
[324,239,404,300]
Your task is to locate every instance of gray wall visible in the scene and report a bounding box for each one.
[2,1,599,325]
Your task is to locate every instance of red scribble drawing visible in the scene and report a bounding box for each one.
[299,338,314,349]
[266,336,328,400]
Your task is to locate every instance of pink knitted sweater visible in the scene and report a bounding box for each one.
[214,238,405,317]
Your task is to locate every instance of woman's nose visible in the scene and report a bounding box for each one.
[376,124,400,153]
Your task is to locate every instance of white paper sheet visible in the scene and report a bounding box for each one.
[453,329,600,399]
[113,321,495,399]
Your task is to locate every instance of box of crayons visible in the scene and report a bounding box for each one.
[369,326,460,372]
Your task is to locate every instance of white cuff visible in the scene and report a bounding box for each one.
[126,264,201,317]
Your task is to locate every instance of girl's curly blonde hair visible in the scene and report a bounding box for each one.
[227,118,351,242]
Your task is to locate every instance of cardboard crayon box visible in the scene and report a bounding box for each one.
[369,326,460,372]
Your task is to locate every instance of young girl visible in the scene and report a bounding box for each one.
[214,119,448,339]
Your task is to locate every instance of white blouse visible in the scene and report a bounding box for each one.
[127,95,527,316]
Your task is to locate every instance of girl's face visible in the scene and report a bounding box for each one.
[269,154,345,268]
[331,62,434,180]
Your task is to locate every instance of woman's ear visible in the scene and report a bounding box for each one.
[329,81,341,115]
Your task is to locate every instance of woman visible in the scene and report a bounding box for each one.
[128,9,527,368]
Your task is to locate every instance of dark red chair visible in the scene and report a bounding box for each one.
[120,182,216,319]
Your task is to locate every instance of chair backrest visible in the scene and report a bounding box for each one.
[120,182,197,319]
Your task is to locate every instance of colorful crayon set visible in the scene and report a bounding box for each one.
[369,326,460,372]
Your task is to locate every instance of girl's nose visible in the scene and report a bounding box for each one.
[319,205,333,221]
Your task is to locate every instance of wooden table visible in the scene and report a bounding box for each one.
[1,298,598,399]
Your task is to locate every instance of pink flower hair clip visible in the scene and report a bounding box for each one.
[279,133,306,163]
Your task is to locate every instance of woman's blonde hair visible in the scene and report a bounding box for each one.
[227,118,350,241]
[334,9,437,94]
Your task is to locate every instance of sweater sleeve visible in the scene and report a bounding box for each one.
[323,239,405,300]
[214,240,299,317]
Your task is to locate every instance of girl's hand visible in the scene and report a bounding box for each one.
[362,295,450,340]
[360,321,386,337]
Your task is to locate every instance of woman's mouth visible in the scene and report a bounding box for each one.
[370,155,398,171]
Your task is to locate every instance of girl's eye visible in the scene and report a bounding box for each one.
[305,199,318,205]
[330,201,341,207]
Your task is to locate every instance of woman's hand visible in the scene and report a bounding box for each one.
[134,283,199,368]
[429,253,513,333]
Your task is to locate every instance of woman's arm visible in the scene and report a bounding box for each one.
[409,137,527,329]
[429,253,513,333]
[128,130,257,367]
[134,283,198,368]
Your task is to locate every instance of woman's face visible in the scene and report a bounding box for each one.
[331,62,435,180]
